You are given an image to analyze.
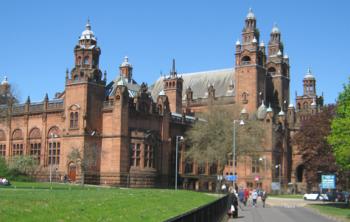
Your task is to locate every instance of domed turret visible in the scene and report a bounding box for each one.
[80,19,96,41]
[304,68,315,80]
[120,56,132,68]
[271,23,280,34]
[246,8,255,20]
[1,76,8,85]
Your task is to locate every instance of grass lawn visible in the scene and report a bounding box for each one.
[0,182,218,222]
[309,203,350,222]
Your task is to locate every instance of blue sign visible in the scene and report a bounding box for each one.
[225,175,237,181]
[321,175,336,189]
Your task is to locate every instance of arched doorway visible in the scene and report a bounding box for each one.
[68,162,77,182]
[296,165,304,182]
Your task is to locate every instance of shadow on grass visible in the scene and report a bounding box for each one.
[309,202,350,219]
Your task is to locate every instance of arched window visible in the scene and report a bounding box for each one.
[12,129,23,156]
[241,56,251,65]
[268,67,276,76]
[77,56,82,65]
[12,129,23,140]
[0,130,6,141]
[297,103,301,110]
[129,143,141,167]
[144,144,154,168]
[29,128,41,164]
[251,156,260,173]
[303,102,308,110]
[70,112,79,128]
[48,127,61,165]
[84,56,89,65]
[0,144,5,156]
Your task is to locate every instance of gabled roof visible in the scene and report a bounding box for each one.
[106,76,139,98]
[150,68,235,101]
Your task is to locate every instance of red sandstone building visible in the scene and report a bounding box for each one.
[0,9,322,192]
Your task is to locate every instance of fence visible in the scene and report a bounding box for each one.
[164,193,231,222]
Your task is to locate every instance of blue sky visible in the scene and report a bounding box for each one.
[0,0,348,104]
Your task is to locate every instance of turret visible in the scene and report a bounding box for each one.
[163,59,183,113]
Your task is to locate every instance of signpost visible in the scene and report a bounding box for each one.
[271,182,281,191]
[225,175,237,182]
[321,175,336,189]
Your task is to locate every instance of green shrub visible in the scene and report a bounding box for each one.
[0,156,9,177]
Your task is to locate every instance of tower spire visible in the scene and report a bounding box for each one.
[171,58,177,77]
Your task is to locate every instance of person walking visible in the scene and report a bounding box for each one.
[238,188,244,205]
[252,189,258,207]
[261,190,267,208]
[243,188,249,206]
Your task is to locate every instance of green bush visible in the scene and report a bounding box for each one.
[0,156,9,177]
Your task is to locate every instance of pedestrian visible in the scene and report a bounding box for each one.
[244,188,249,206]
[261,190,267,208]
[221,183,227,193]
[238,188,244,204]
[252,189,258,207]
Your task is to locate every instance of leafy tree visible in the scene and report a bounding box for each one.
[0,82,18,105]
[0,156,9,177]
[293,105,338,191]
[328,79,350,171]
[67,145,99,185]
[7,155,39,180]
[185,106,265,174]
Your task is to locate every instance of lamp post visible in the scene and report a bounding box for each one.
[275,164,281,194]
[259,156,267,189]
[175,136,184,190]
[232,119,244,188]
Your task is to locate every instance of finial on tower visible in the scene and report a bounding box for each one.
[86,18,91,30]
[171,58,177,77]
[272,22,280,34]
[246,8,255,19]
[1,76,8,85]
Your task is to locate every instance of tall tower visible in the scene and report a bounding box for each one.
[266,24,290,112]
[295,68,323,116]
[119,56,133,83]
[163,59,183,113]
[71,20,102,82]
[65,20,105,140]
[235,8,266,114]
[303,68,316,97]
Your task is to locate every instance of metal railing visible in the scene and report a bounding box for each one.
[164,193,231,222]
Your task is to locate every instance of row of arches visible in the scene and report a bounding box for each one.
[0,127,62,165]
[0,127,61,141]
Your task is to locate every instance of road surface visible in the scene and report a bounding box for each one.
[226,198,336,222]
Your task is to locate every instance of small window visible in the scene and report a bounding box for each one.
[0,144,5,156]
[241,56,251,65]
[251,156,260,173]
[70,112,79,129]
[84,56,89,65]
[48,142,60,165]
[30,143,41,164]
[268,67,276,76]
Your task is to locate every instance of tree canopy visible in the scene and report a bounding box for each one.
[185,106,265,173]
[328,79,350,171]
[293,105,338,189]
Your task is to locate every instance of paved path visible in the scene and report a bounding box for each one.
[225,198,338,222]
